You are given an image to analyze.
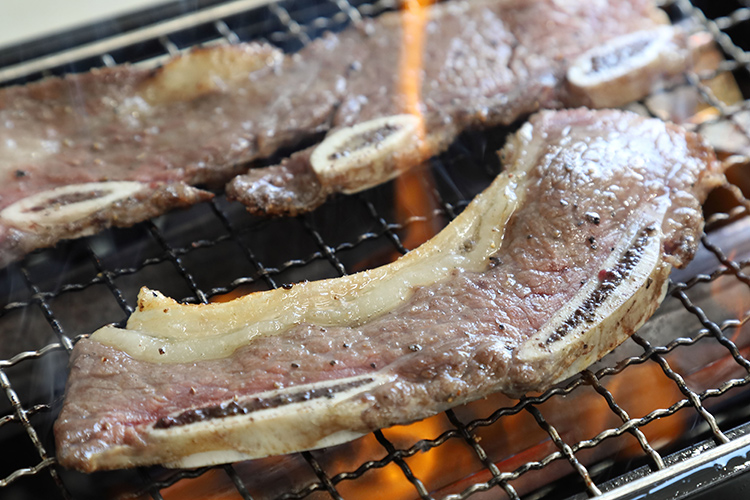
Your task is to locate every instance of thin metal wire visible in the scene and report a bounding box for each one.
[0,369,70,498]
[140,469,167,500]
[142,466,213,494]
[214,19,242,44]
[329,0,363,27]
[299,215,349,276]
[582,370,666,471]
[525,405,602,497]
[223,464,256,500]
[445,409,520,500]
[145,220,209,304]
[158,35,180,56]
[18,266,74,353]
[0,458,56,488]
[631,334,730,445]
[210,199,279,290]
[301,451,344,500]
[373,430,433,500]
[1,1,750,499]
[84,243,135,316]
[268,1,312,45]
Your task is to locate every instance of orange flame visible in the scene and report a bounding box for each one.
[159,469,243,500]
[333,415,450,499]
[398,0,430,125]
[394,0,441,251]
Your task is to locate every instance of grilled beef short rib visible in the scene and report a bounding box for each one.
[55,109,723,471]
[0,0,686,267]
[227,0,689,215]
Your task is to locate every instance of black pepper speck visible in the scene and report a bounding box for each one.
[585,211,601,224]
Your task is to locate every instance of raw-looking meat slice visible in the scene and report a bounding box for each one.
[0,0,685,266]
[0,42,290,266]
[226,0,691,216]
[0,182,212,261]
[54,109,723,471]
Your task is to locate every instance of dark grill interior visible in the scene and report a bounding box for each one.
[3,0,750,499]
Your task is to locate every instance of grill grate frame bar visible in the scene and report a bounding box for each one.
[0,0,750,499]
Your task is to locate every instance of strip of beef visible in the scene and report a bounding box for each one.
[0,40,336,267]
[0,0,685,267]
[227,0,690,215]
[55,109,723,472]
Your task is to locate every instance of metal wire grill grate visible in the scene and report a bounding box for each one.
[2,0,750,499]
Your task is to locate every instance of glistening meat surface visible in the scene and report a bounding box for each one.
[0,0,686,267]
[55,109,723,471]
[227,0,689,215]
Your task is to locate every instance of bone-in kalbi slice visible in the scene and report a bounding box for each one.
[0,182,212,263]
[55,109,723,471]
[0,43,287,266]
[227,1,692,216]
[1,0,683,264]
[566,26,690,108]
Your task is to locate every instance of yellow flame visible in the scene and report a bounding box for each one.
[394,0,441,251]
[398,0,431,133]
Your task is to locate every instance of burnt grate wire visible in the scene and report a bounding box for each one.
[2,0,750,499]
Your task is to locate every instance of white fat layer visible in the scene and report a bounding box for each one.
[146,374,387,467]
[568,27,674,86]
[139,44,283,105]
[310,114,422,194]
[162,430,368,469]
[517,196,670,374]
[91,123,541,364]
[0,181,145,230]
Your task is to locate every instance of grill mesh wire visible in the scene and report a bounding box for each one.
[1,0,750,498]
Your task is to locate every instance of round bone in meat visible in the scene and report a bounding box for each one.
[0,181,146,229]
[567,26,689,108]
[310,114,423,194]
